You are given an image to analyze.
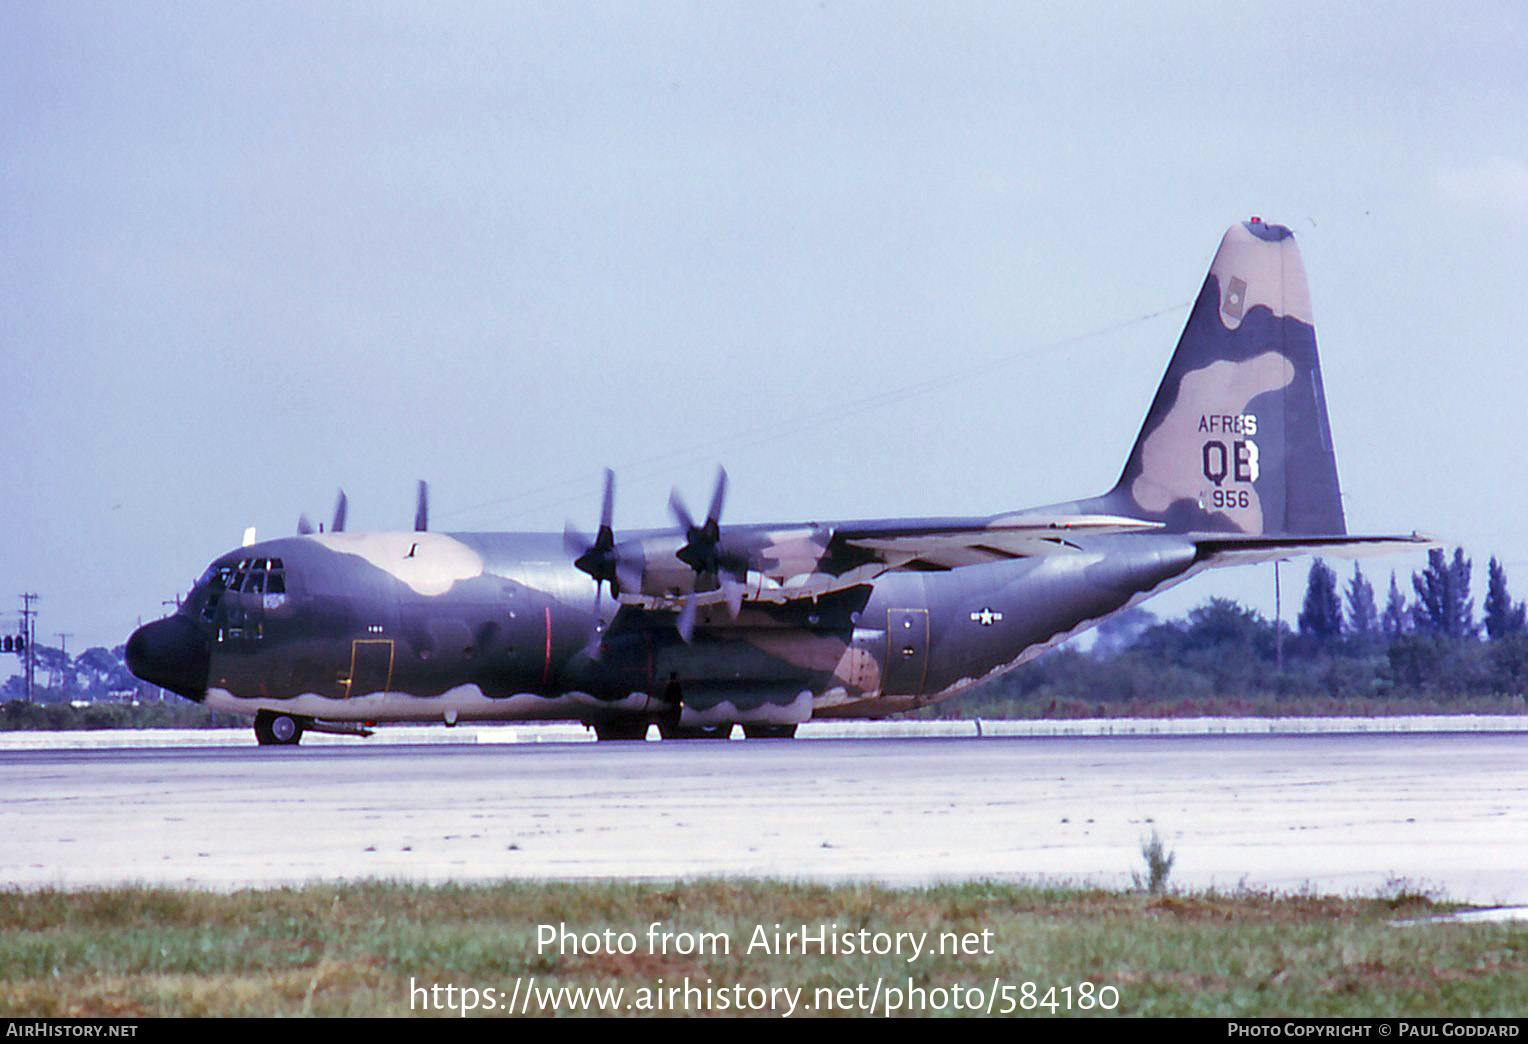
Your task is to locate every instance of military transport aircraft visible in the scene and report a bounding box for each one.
[126,219,1427,744]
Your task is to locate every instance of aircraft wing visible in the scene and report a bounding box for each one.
[630,519,1427,611]
[728,521,1424,606]
[828,513,1166,571]
[622,513,1165,611]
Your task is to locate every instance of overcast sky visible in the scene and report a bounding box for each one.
[3,2,1526,666]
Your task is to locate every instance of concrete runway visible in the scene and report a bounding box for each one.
[4,730,1527,903]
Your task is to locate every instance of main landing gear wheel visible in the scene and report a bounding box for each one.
[593,720,651,741]
[742,724,798,739]
[254,710,305,746]
[657,722,734,740]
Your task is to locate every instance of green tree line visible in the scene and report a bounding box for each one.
[0,644,238,730]
[1,642,142,703]
[946,548,1528,719]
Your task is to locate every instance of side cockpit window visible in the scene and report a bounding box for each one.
[199,557,289,623]
[200,563,234,623]
[200,563,235,592]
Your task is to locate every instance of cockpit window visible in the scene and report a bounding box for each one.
[237,560,286,593]
[198,557,289,622]
[198,563,235,591]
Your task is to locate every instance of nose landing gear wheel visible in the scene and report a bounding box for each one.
[593,720,651,741]
[254,711,305,746]
[657,722,734,740]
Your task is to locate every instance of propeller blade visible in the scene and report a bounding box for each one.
[564,521,592,559]
[331,490,348,534]
[582,582,607,660]
[721,573,744,619]
[676,594,698,644]
[598,468,614,532]
[668,489,695,535]
[615,559,644,598]
[414,481,429,532]
[706,466,727,528]
[297,514,315,536]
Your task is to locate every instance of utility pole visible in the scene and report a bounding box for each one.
[55,632,72,693]
[19,594,38,703]
[1273,563,1283,674]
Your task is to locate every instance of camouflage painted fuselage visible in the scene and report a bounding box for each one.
[125,219,1426,739]
[166,526,1201,729]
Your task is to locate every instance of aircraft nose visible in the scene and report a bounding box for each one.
[125,615,211,701]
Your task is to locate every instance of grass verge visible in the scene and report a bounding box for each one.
[1,880,1525,1017]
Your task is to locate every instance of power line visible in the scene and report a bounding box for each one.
[439,300,1190,528]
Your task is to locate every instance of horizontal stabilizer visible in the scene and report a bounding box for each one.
[1192,531,1437,567]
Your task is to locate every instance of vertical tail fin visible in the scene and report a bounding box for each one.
[1096,219,1345,536]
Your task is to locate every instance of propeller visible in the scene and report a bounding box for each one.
[565,470,642,649]
[668,466,745,641]
[297,484,424,536]
[670,467,726,574]
[298,490,348,535]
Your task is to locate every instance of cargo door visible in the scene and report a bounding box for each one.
[346,639,395,697]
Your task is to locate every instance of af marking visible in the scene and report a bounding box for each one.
[1198,413,1258,436]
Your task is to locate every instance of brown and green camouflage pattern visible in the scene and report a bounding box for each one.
[126,220,1427,742]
